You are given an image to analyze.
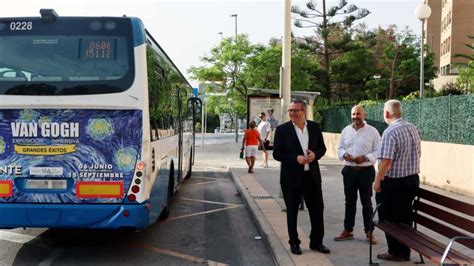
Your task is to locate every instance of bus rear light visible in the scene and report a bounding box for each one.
[76,182,123,198]
[0,181,13,197]
[131,185,140,193]
[127,194,136,202]
[134,179,141,185]
[136,171,142,177]
[136,162,145,171]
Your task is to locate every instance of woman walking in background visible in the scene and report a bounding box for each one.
[242,121,264,173]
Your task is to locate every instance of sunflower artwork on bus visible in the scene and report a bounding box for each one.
[0,10,196,229]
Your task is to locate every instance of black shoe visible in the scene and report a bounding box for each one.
[310,244,330,254]
[290,244,302,255]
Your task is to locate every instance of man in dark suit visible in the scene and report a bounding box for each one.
[273,99,330,255]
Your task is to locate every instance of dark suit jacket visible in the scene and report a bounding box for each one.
[273,120,327,188]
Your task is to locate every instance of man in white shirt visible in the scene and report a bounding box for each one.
[273,99,330,255]
[257,112,271,168]
[335,105,380,244]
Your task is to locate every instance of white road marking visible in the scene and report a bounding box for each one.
[166,205,243,221]
[189,181,220,186]
[132,242,228,265]
[0,230,36,244]
[191,176,226,180]
[181,197,243,207]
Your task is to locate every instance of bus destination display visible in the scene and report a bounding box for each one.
[80,38,115,60]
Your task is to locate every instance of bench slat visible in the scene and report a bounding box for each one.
[415,213,474,249]
[407,227,474,265]
[376,222,464,264]
[415,200,474,233]
[376,222,473,264]
[418,188,474,216]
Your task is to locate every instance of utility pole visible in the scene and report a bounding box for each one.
[280,0,291,123]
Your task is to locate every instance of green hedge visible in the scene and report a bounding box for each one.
[321,94,473,145]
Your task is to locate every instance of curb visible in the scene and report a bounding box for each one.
[229,168,294,266]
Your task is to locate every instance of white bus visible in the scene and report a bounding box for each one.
[0,9,196,229]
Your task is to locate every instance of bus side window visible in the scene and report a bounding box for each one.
[147,44,165,140]
[150,120,159,141]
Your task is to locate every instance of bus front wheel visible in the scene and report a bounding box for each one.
[159,168,174,220]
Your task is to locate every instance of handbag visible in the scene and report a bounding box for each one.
[239,148,244,159]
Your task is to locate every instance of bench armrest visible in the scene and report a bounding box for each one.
[441,236,474,265]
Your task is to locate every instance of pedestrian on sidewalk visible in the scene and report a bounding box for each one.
[335,105,380,244]
[273,99,330,255]
[374,99,421,262]
[242,121,264,173]
[257,112,271,168]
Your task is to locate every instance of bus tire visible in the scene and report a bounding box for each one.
[185,148,192,179]
[159,167,174,220]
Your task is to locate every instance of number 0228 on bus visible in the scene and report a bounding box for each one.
[0,9,196,229]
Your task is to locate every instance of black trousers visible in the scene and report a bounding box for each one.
[375,174,419,258]
[282,171,324,246]
[341,166,375,233]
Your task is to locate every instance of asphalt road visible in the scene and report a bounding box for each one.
[0,136,274,265]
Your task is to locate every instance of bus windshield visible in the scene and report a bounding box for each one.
[0,18,134,95]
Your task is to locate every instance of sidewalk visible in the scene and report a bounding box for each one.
[195,140,447,266]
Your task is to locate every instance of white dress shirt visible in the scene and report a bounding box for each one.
[338,121,380,167]
[293,120,310,171]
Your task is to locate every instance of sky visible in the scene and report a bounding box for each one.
[3,0,422,87]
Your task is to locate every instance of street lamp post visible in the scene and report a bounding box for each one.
[230,14,238,41]
[230,14,239,143]
[415,2,432,99]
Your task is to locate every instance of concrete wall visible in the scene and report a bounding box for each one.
[433,74,457,91]
[323,132,474,197]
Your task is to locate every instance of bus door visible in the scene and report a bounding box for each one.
[187,97,202,166]
[177,89,183,182]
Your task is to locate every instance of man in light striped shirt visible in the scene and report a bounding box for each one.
[374,99,421,262]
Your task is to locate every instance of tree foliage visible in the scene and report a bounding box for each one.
[189,35,257,118]
[364,26,436,99]
[189,35,256,100]
[291,0,370,102]
[189,12,442,121]
[243,39,321,92]
[455,35,474,93]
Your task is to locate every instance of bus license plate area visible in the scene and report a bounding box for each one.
[25,179,67,190]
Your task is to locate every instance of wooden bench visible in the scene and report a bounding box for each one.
[370,187,474,265]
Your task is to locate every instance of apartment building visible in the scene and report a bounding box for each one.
[426,0,474,90]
